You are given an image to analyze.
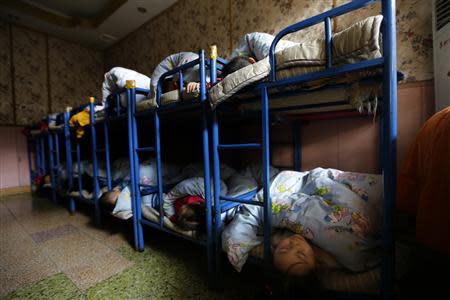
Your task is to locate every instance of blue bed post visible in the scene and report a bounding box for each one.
[131,79,146,251]
[381,0,397,299]
[40,136,46,176]
[154,78,164,232]
[54,131,62,191]
[64,109,75,213]
[104,117,112,191]
[35,138,41,178]
[200,48,213,287]
[47,121,57,203]
[126,80,140,251]
[89,97,101,226]
[260,86,272,271]
[26,137,34,187]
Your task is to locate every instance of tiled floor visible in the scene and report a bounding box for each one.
[0,193,261,299]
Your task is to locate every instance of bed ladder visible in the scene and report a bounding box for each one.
[125,80,161,251]
[63,108,76,213]
[47,117,63,204]
[89,97,113,226]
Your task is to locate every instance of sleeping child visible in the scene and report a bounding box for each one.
[150,52,202,97]
[222,168,382,292]
[221,32,298,77]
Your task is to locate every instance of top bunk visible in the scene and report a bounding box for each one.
[100,50,220,124]
[209,0,399,117]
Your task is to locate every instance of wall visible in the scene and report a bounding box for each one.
[0,126,29,189]
[105,0,433,82]
[0,21,105,126]
[104,0,434,171]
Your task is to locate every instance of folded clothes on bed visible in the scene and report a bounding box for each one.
[69,110,90,138]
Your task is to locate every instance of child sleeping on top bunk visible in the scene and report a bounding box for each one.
[222,168,382,294]
[221,32,297,77]
[102,52,202,108]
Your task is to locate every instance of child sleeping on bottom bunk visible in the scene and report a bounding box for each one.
[222,168,382,295]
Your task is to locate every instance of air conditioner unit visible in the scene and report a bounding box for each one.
[432,0,450,111]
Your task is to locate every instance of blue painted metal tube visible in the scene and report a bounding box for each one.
[115,94,120,117]
[209,55,217,283]
[219,196,263,206]
[212,110,222,285]
[178,70,184,98]
[265,57,383,89]
[136,147,155,152]
[381,0,397,299]
[103,121,112,191]
[26,138,33,186]
[54,132,62,189]
[325,17,332,69]
[35,140,41,177]
[76,139,83,196]
[268,0,377,80]
[40,137,46,175]
[89,100,101,224]
[199,49,213,286]
[64,111,75,213]
[154,84,164,230]
[261,86,272,268]
[218,143,261,150]
[126,87,140,250]
[131,86,145,251]
[293,122,301,171]
[47,131,56,203]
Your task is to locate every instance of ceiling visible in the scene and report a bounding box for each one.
[0,0,178,50]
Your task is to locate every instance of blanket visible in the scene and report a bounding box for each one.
[222,168,382,273]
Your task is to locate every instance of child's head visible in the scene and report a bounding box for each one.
[99,187,121,208]
[273,234,316,277]
[176,202,206,232]
[221,56,256,78]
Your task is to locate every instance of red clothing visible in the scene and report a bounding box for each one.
[170,195,205,222]
[397,107,450,256]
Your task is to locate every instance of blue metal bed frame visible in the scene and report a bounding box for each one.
[46,115,65,204]
[211,0,397,298]
[27,129,47,188]
[125,50,216,282]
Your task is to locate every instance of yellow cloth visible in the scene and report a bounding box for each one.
[69,110,90,138]
[397,106,450,256]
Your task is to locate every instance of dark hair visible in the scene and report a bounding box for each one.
[176,202,206,233]
[221,56,252,78]
[265,266,322,300]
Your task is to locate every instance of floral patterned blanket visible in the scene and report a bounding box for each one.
[222,168,383,272]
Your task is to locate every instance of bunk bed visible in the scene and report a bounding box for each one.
[209,0,397,298]
[26,124,47,192]
[120,50,216,278]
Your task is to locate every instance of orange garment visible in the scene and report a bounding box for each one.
[69,110,90,138]
[397,107,450,256]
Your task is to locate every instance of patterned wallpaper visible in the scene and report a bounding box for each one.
[105,0,433,83]
[0,23,104,126]
[0,20,13,124]
[11,26,48,125]
[48,37,104,113]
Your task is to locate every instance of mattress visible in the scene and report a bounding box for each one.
[209,15,383,111]
[135,88,198,112]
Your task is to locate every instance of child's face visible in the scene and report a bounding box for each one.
[273,234,315,276]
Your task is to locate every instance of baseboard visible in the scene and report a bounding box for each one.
[0,186,31,198]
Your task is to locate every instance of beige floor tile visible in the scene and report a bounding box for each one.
[64,250,133,291]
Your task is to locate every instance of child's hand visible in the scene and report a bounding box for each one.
[186,82,200,93]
